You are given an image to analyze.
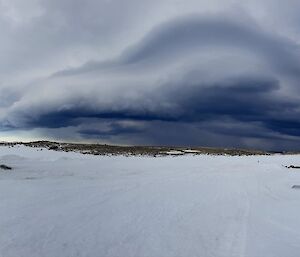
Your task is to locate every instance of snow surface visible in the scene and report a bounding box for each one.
[1,145,300,257]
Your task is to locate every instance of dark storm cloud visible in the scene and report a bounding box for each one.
[56,16,300,78]
[22,108,178,129]
[122,16,299,74]
[1,0,300,150]
[13,75,300,145]
[78,122,143,138]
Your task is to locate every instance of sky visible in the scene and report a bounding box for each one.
[1,0,300,150]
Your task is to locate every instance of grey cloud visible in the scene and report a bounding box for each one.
[5,74,300,149]
[56,15,300,79]
[1,0,300,150]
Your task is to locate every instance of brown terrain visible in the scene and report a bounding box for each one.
[0,141,276,156]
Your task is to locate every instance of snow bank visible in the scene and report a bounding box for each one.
[1,145,300,257]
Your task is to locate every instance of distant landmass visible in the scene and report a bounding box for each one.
[1,141,295,156]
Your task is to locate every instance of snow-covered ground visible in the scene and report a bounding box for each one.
[1,145,300,257]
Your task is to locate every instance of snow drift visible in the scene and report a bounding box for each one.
[1,145,300,257]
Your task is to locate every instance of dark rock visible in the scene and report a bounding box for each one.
[286,165,300,169]
[0,164,12,170]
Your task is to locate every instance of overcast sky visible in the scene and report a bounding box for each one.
[1,0,300,150]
